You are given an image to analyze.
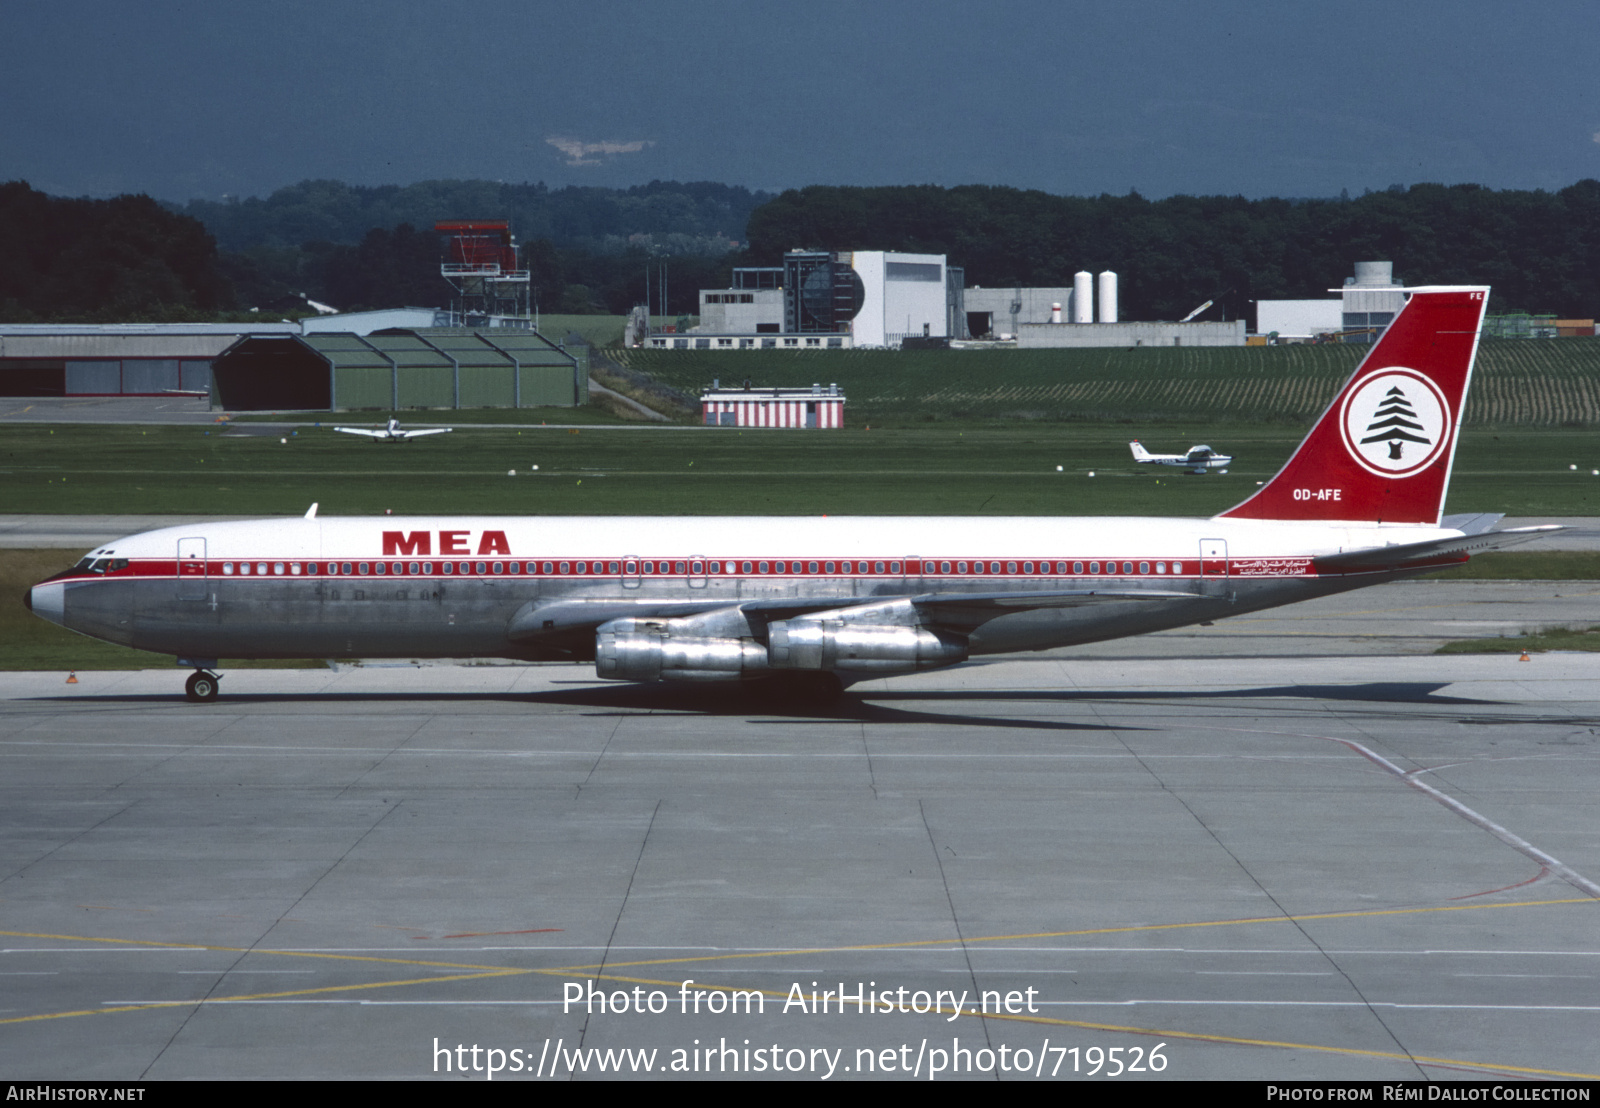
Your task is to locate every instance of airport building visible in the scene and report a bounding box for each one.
[700,382,845,428]
[673,249,963,350]
[209,328,585,411]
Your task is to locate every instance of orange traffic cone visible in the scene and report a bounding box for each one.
[1518,651,1531,662]
[66,671,78,684]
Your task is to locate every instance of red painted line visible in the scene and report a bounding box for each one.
[1449,865,1552,900]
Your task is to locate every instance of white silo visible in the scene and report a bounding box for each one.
[1073,271,1093,323]
[1097,270,1118,323]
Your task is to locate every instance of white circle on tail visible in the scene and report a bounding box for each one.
[1339,368,1452,478]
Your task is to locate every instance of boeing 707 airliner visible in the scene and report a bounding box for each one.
[27,287,1554,702]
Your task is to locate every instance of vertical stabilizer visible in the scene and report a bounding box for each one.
[1218,287,1488,525]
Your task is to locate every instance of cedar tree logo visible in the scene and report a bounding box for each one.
[1339,369,1452,478]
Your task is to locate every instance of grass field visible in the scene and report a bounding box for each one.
[613,337,1600,428]
[6,421,1600,517]
[1437,627,1600,654]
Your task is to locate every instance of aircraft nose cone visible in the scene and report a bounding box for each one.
[27,581,65,626]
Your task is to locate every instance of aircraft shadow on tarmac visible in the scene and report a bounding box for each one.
[29,678,1502,732]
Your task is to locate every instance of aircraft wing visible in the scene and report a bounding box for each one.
[903,588,1204,634]
[333,427,385,438]
[510,587,1206,643]
[1314,525,1563,573]
[400,428,452,438]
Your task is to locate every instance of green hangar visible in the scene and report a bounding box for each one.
[211,328,586,411]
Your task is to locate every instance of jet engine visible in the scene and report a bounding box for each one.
[595,617,766,682]
[767,619,966,673]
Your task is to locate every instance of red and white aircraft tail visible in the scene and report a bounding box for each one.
[1219,287,1488,526]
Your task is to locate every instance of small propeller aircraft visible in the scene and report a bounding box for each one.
[333,419,453,442]
[1129,440,1232,474]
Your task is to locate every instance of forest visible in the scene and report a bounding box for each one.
[2,177,1597,323]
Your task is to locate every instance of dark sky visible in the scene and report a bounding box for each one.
[7,0,1599,203]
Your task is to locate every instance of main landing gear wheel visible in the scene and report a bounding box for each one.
[185,670,221,703]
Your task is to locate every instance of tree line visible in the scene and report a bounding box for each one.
[3,177,1598,323]
[745,182,1600,320]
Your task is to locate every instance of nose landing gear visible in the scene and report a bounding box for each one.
[185,670,221,703]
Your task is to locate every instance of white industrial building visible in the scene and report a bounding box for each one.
[1256,262,1407,342]
[687,249,960,349]
[845,251,951,347]
[1017,320,1245,348]
[964,271,1121,338]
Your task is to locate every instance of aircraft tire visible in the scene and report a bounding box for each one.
[185,671,220,703]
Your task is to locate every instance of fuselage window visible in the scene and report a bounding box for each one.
[290,563,301,575]
[556,562,566,575]
[1073,562,1084,574]
[890,561,900,574]
[956,561,968,573]
[542,562,554,575]
[871,561,882,574]
[692,561,705,574]
[1139,562,1150,574]
[471,562,483,575]
[495,562,506,575]
[740,561,752,574]
[341,563,352,575]
[254,563,265,575]
[612,562,623,574]
[1023,562,1033,574]
[223,562,234,575]
[807,561,818,573]
[674,561,686,574]
[274,562,285,575]
[1156,562,1166,574]
[825,562,835,574]
[376,562,387,576]
[422,562,434,574]
[408,562,419,575]
[1089,562,1099,573]
[772,561,783,574]
[443,562,454,575]
[758,561,769,574]
[1122,562,1133,574]
[1006,561,1017,574]
[358,563,368,575]
[1172,561,1184,574]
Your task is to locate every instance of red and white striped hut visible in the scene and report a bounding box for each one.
[700,383,845,429]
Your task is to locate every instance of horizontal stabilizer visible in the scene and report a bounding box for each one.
[1314,525,1562,573]
[1440,512,1506,536]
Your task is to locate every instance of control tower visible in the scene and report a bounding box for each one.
[435,220,530,325]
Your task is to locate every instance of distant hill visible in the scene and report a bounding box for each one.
[175,179,773,255]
